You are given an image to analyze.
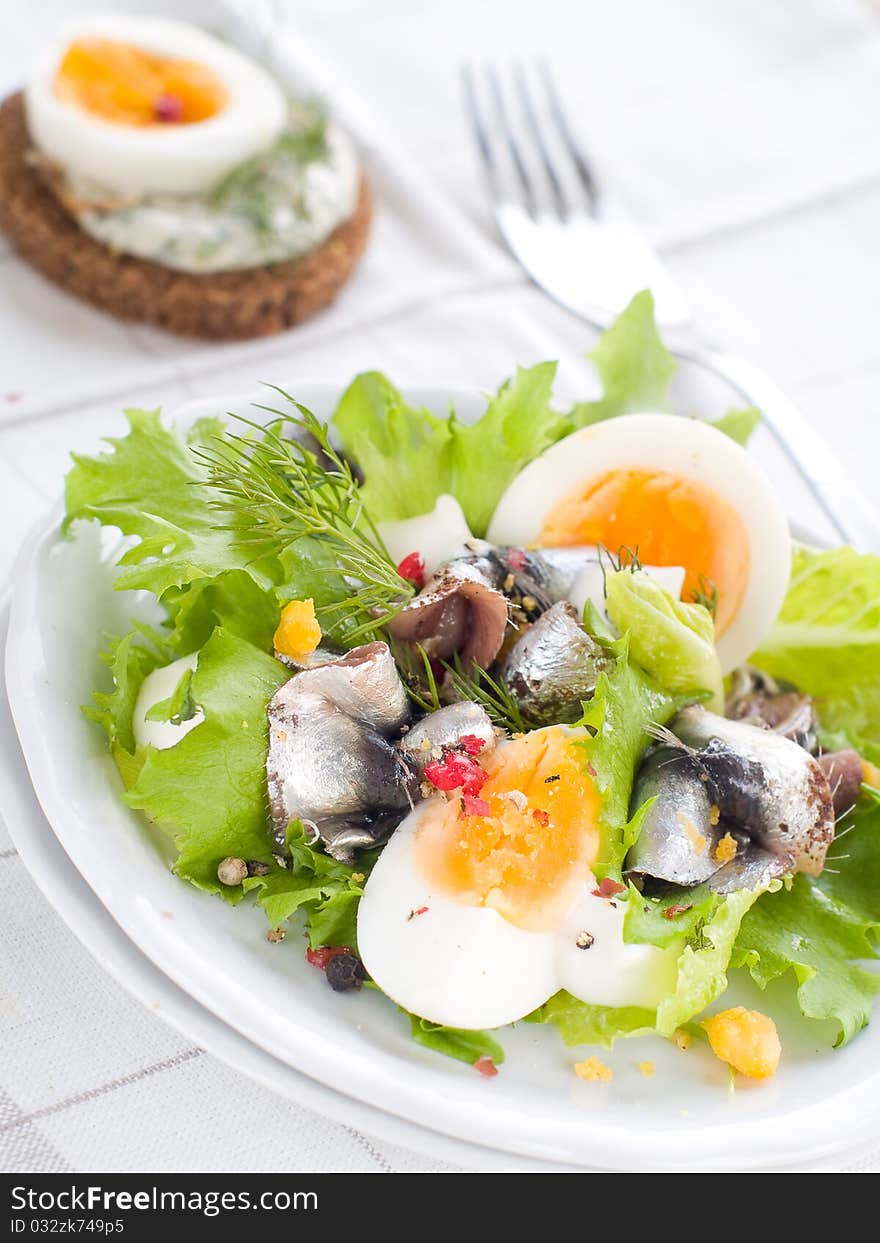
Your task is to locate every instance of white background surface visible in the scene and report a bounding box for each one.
[1,0,879,1173]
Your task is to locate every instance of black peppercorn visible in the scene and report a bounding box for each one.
[325,952,367,993]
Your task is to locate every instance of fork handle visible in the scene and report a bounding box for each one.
[671,342,880,553]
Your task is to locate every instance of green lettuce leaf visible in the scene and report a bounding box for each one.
[656,887,762,1036]
[335,363,563,537]
[577,633,691,877]
[568,290,675,428]
[405,1014,506,1066]
[709,407,761,446]
[529,887,761,1048]
[605,568,723,710]
[145,666,196,726]
[732,802,880,1046]
[84,628,168,790]
[243,822,375,950]
[125,628,288,898]
[751,545,880,761]
[65,409,277,602]
[526,995,656,1049]
[332,373,452,523]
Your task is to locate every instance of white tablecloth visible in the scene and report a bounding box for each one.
[1,0,880,1173]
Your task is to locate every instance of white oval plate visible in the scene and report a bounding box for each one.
[7,382,880,1171]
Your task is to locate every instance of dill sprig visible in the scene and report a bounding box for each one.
[403,645,443,714]
[690,573,719,620]
[211,100,328,241]
[444,655,530,733]
[402,645,531,733]
[192,389,412,644]
[597,543,643,596]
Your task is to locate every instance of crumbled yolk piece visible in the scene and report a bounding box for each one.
[862,760,880,789]
[708,804,721,826]
[703,1007,781,1079]
[574,1056,612,1083]
[714,831,738,864]
[414,726,600,931]
[538,468,750,637]
[678,812,707,854]
[638,1061,655,1078]
[55,38,228,126]
[274,599,322,662]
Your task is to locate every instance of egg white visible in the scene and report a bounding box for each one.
[486,413,791,672]
[357,799,562,1029]
[557,886,681,1010]
[378,494,474,578]
[133,653,203,751]
[25,13,287,197]
[358,779,685,1029]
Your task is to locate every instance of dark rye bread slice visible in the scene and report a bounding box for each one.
[0,91,372,340]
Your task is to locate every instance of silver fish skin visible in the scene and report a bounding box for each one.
[266,642,417,858]
[498,601,610,726]
[725,666,817,751]
[671,705,835,876]
[518,546,600,602]
[388,557,509,670]
[266,687,415,848]
[707,846,789,895]
[289,641,411,735]
[397,701,496,778]
[625,747,725,886]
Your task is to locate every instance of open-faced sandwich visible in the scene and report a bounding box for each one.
[64,294,880,1083]
[0,12,370,338]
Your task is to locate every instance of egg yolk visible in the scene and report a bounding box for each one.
[54,38,228,127]
[274,598,322,663]
[539,469,750,636]
[414,727,600,931]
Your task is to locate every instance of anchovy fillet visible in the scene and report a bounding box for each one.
[498,601,611,726]
[388,556,509,670]
[397,701,496,778]
[668,705,835,877]
[625,747,724,886]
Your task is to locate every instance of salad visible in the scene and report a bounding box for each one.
[65,292,880,1083]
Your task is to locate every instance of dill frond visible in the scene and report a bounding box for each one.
[443,655,530,733]
[192,390,412,644]
[689,573,719,620]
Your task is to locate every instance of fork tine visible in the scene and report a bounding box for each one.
[512,63,567,218]
[537,61,601,209]
[484,63,536,215]
[461,62,498,188]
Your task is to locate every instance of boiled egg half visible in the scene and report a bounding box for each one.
[487,413,791,672]
[357,726,680,1029]
[25,13,287,197]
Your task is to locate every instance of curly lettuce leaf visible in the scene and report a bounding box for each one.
[124,628,288,898]
[568,290,676,428]
[605,569,723,710]
[85,628,168,790]
[332,373,452,523]
[732,802,880,1046]
[243,822,374,949]
[334,363,562,537]
[578,634,692,877]
[751,545,880,761]
[65,409,277,601]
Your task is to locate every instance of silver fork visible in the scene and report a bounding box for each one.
[463,61,880,552]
